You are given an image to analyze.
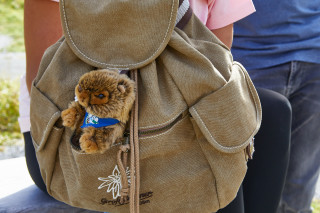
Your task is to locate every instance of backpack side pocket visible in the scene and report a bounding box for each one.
[190,117,247,209]
[30,83,64,191]
[189,62,261,153]
[188,62,262,208]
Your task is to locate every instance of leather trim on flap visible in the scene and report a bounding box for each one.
[60,0,179,70]
[189,62,262,153]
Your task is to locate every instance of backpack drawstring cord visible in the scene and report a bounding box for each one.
[131,69,140,213]
[117,69,140,213]
[117,143,130,203]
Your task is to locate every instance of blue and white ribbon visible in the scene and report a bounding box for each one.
[81,112,120,128]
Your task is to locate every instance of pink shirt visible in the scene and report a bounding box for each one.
[189,0,255,30]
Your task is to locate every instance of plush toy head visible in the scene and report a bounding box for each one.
[75,69,135,123]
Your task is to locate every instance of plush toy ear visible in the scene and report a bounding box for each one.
[118,84,126,93]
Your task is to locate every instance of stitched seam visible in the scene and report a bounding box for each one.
[30,132,39,150]
[235,62,262,130]
[190,107,249,151]
[232,62,262,130]
[71,146,119,155]
[53,126,62,131]
[139,107,187,129]
[139,116,188,140]
[214,175,221,208]
[194,134,221,207]
[61,0,176,68]
[292,111,320,135]
[71,148,92,155]
[190,107,239,150]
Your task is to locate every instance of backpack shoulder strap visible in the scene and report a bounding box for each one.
[175,0,193,30]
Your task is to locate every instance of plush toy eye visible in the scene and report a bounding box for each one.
[96,94,105,99]
[78,85,83,92]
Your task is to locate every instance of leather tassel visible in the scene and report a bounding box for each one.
[245,138,255,161]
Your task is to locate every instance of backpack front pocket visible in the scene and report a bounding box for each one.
[137,115,220,213]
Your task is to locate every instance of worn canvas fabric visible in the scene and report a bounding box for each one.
[30,0,262,212]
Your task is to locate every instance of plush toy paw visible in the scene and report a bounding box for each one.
[80,133,99,154]
[61,108,77,128]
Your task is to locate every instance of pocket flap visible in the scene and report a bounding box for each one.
[30,84,62,151]
[189,62,262,153]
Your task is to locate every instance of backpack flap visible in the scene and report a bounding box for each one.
[60,0,178,70]
[189,62,262,153]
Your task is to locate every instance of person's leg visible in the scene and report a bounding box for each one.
[217,87,292,213]
[216,185,244,213]
[24,131,47,193]
[241,63,293,213]
[278,61,320,213]
[243,88,292,213]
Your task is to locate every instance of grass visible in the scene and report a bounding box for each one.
[0,78,22,148]
[0,0,24,52]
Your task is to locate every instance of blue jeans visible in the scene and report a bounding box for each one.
[248,61,320,213]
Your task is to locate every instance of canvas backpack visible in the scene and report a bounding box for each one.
[30,0,262,212]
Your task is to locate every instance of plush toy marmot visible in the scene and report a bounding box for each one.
[61,69,135,154]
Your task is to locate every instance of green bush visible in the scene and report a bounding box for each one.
[0,78,21,146]
[0,0,24,9]
[0,0,24,52]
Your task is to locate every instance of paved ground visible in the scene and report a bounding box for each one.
[0,140,24,160]
[0,157,34,199]
[0,52,26,80]
[0,157,100,213]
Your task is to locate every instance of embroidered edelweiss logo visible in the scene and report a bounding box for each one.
[98,165,130,199]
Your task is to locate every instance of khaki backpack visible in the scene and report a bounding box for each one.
[30,0,262,212]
